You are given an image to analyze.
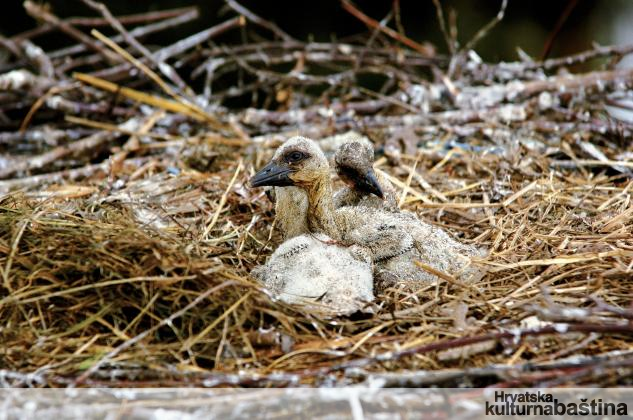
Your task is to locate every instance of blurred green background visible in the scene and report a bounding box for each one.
[2,0,632,62]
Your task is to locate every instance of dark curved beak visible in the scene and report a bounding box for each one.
[357,169,384,199]
[250,161,294,188]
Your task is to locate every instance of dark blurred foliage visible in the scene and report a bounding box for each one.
[0,0,631,61]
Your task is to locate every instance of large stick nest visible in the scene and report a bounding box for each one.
[0,1,632,387]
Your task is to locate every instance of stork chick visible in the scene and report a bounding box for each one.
[333,140,398,210]
[333,139,487,285]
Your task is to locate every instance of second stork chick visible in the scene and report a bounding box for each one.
[333,139,398,211]
[334,139,487,287]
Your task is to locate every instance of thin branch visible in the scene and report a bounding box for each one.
[463,0,508,52]
[23,1,120,65]
[541,0,579,60]
[80,0,191,95]
[431,0,456,55]
[341,0,435,57]
[298,322,633,380]
[12,6,198,42]
[47,8,200,61]
[225,0,294,42]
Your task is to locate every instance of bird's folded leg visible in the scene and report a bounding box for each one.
[346,223,414,262]
[348,244,373,264]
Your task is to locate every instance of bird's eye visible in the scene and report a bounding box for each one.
[286,151,305,163]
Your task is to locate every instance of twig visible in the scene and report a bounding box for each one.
[80,0,191,94]
[18,40,54,78]
[73,72,214,125]
[392,0,405,36]
[549,159,633,170]
[12,6,198,42]
[590,296,633,320]
[540,42,633,70]
[47,8,199,62]
[341,0,434,57]
[44,95,135,117]
[354,349,633,387]
[541,0,579,60]
[462,0,508,52]
[0,157,148,193]
[299,322,633,380]
[0,126,92,147]
[431,0,456,54]
[203,160,244,237]
[90,17,244,85]
[225,0,294,42]
[155,17,245,63]
[0,117,139,179]
[23,1,120,65]
[0,35,22,57]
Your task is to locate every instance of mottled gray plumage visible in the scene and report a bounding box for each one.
[333,139,486,286]
[333,140,398,211]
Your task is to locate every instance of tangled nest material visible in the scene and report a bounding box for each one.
[0,1,632,387]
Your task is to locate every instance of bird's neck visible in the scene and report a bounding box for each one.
[275,186,308,240]
[305,175,341,240]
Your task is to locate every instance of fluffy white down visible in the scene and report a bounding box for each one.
[252,234,374,316]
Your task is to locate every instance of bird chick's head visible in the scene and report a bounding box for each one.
[250,136,329,189]
[334,141,384,199]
